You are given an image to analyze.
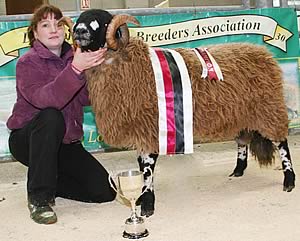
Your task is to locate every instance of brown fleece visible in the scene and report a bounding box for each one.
[85,38,288,154]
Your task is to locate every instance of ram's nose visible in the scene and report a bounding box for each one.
[74,28,88,39]
[76,27,87,35]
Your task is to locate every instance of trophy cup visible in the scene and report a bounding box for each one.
[109,167,152,239]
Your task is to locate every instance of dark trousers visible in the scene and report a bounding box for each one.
[8,108,116,205]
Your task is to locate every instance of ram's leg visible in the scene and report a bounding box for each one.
[137,153,158,217]
[278,139,295,192]
[229,144,248,177]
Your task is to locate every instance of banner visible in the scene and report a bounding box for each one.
[131,14,293,51]
[0,7,299,159]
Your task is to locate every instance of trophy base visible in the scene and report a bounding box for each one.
[123,229,149,239]
[123,216,149,239]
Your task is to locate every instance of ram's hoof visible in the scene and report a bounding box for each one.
[229,170,244,177]
[139,191,155,217]
[283,170,295,192]
[141,208,154,217]
[283,185,295,192]
[229,160,247,177]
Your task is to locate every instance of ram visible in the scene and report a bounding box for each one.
[63,9,296,217]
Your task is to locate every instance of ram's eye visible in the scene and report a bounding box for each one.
[116,29,122,38]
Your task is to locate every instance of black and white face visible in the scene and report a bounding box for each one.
[73,9,113,51]
[73,22,92,49]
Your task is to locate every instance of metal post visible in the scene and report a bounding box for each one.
[256,0,273,8]
[242,0,251,9]
[75,0,81,13]
[279,0,289,7]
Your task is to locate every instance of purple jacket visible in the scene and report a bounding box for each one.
[7,40,90,143]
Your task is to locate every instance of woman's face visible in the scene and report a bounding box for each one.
[34,13,65,50]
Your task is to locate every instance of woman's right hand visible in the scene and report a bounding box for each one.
[71,47,107,73]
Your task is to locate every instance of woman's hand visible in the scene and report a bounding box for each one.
[71,47,107,73]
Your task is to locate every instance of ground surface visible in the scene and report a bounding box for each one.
[1,136,300,241]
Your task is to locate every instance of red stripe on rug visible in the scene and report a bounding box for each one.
[155,49,176,154]
[195,48,218,81]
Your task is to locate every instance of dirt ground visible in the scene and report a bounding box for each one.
[1,136,300,241]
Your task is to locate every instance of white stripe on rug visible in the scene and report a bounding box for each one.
[166,49,193,154]
[149,47,168,155]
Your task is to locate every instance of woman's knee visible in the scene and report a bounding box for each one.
[88,187,116,203]
[39,108,64,123]
[36,108,65,132]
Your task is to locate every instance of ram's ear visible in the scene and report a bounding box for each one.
[106,14,140,50]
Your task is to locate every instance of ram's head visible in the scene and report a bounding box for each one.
[72,9,139,51]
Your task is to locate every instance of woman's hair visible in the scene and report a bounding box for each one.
[27,4,63,47]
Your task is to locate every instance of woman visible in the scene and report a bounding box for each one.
[6,4,116,225]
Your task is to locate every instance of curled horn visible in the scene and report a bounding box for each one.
[106,14,140,50]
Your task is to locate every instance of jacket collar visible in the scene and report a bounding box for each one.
[33,40,72,60]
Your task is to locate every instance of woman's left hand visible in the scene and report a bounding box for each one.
[72,47,107,73]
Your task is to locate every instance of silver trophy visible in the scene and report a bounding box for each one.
[109,167,152,239]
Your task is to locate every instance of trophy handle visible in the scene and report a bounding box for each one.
[108,173,127,199]
[141,166,153,196]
